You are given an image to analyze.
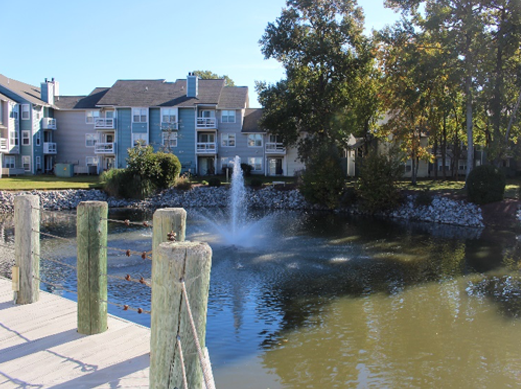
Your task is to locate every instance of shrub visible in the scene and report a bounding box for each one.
[340,186,358,206]
[208,177,221,187]
[175,174,193,190]
[250,178,263,187]
[241,163,253,177]
[100,169,152,199]
[467,164,506,204]
[414,189,433,207]
[356,150,403,214]
[300,144,345,209]
[152,152,181,190]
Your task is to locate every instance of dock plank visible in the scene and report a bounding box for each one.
[0,278,150,388]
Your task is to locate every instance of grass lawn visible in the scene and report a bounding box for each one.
[0,175,102,191]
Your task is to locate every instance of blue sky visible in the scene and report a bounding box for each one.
[2,0,400,107]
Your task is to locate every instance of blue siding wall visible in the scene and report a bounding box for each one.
[177,108,196,172]
[131,123,147,133]
[117,108,132,168]
[149,108,161,151]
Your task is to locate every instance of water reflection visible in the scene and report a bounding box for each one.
[1,209,521,388]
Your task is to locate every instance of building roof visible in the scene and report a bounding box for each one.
[95,78,247,109]
[0,74,49,106]
[242,108,264,133]
[54,88,110,110]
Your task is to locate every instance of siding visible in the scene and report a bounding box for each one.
[177,108,196,171]
[286,147,305,176]
[117,109,132,168]
[53,110,98,167]
[149,108,161,151]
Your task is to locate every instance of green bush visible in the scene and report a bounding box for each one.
[102,144,182,199]
[467,164,506,204]
[208,177,221,187]
[300,145,345,209]
[241,163,253,177]
[356,151,403,214]
[152,152,181,190]
[250,178,263,187]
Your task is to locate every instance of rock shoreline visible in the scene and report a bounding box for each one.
[0,187,485,228]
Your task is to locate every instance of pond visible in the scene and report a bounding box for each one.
[3,208,521,388]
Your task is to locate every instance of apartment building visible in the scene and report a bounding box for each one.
[0,74,59,176]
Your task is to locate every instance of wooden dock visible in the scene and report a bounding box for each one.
[0,278,150,388]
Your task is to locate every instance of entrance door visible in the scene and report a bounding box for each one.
[104,157,114,170]
[198,157,215,175]
[269,158,283,176]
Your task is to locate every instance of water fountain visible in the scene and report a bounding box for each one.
[198,156,274,248]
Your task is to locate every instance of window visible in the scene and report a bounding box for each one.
[11,106,19,120]
[247,157,262,171]
[9,130,18,146]
[221,133,235,147]
[161,108,177,123]
[132,133,148,146]
[199,110,215,118]
[132,108,148,123]
[22,156,31,172]
[162,131,177,148]
[86,110,100,124]
[221,110,236,123]
[221,157,234,168]
[86,156,99,166]
[36,156,41,172]
[21,104,30,120]
[35,131,41,146]
[247,134,263,147]
[4,156,15,169]
[85,133,98,147]
[22,131,31,146]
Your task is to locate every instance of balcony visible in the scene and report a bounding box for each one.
[160,122,178,131]
[94,142,116,154]
[94,118,116,129]
[0,138,7,152]
[266,142,286,155]
[42,117,57,130]
[43,142,57,154]
[196,118,218,129]
[196,142,217,154]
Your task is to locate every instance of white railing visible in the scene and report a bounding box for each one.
[196,118,218,129]
[196,142,217,153]
[265,142,286,154]
[42,117,57,130]
[43,142,57,154]
[161,122,178,130]
[0,138,7,151]
[94,142,116,154]
[94,118,116,129]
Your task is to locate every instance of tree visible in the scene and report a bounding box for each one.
[193,70,235,86]
[257,0,381,162]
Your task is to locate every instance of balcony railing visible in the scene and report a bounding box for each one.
[94,142,116,154]
[94,118,116,129]
[196,118,218,129]
[0,138,7,151]
[160,122,178,130]
[196,142,217,154]
[265,142,286,154]
[42,117,57,130]
[43,142,57,154]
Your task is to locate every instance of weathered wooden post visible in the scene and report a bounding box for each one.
[76,201,108,335]
[150,241,213,389]
[14,195,40,304]
[152,208,187,251]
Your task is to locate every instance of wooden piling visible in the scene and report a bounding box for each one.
[76,201,108,335]
[152,208,187,252]
[150,241,212,389]
[14,195,40,304]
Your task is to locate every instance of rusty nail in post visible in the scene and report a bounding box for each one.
[124,219,130,226]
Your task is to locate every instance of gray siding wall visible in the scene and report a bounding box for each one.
[54,110,97,167]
